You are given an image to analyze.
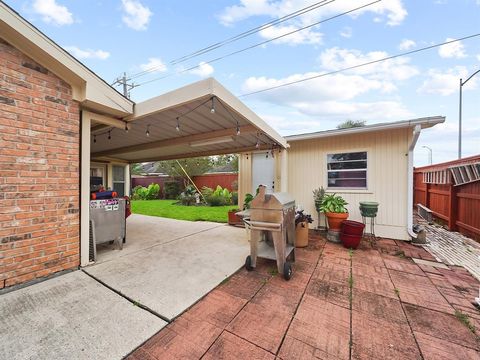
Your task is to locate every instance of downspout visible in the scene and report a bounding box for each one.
[407,124,421,240]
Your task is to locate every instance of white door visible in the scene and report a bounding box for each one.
[252,152,275,193]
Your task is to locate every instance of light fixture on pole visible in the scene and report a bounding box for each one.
[422,145,432,165]
[458,69,480,159]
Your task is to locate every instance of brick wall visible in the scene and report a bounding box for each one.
[0,38,80,289]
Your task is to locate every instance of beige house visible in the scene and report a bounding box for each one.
[0,2,443,290]
[238,117,445,240]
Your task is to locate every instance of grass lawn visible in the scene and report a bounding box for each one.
[131,200,238,223]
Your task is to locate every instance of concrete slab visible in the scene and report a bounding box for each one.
[96,214,222,263]
[85,220,248,321]
[0,271,166,360]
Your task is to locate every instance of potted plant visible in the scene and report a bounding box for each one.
[313,187,326,230]
[319,193,349,231]
[295,210,313,247]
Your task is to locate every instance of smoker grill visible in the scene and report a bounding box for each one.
[244,185,296,280]
[89,198,126,262]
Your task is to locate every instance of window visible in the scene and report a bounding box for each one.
[112,165,125,197]
[327,151,367,189]
[90,165,106,192]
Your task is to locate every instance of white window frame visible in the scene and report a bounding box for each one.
[90,163,107,191]
[326,151,369,191]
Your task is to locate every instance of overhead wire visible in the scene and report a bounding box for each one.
[135,0,379,87]
[238,33,480,97]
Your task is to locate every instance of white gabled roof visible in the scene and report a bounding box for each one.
[285,116,446,142]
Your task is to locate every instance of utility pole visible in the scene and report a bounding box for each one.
[112,72,137,98]
[458,69,480,159]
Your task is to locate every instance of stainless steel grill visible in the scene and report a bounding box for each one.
[244,185,296,280]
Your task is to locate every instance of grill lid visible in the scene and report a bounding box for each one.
[251,185,295,210]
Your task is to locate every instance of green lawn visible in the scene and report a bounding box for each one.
[131,200,238,223]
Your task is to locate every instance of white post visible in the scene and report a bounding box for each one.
[80,112,91,266]
[280,149,288,192]
[125,164,131,197]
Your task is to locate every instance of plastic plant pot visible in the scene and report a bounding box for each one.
[341,220,365,236]
[359,202,379,218]
[340,233,362,249]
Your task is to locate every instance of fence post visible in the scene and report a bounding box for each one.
[425,182,430,208]
[448,183,458,231]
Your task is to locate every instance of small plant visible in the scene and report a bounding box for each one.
[320,193,348,213]
[349,248,354,257]
[394,288,400,296]
[394,250,406,258]
[455,310,476,334]
[268,267,278,276]
[348,274,354,288]
[243,193,254,210]
[295,210,314,226]
[313,187,326,213]
[177,184,198,206]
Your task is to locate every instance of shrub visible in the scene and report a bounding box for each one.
[202,185,232,206]
[231,191,238,206]
[132,183,160,200]
[164,181,181,199]
[177,185,198,206]
[206,194,228,206]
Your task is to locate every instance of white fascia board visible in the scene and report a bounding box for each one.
[286,116,446,142]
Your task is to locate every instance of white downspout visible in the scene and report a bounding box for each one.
[407,125,421,240]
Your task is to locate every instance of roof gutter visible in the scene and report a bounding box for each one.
[407,124,422,240]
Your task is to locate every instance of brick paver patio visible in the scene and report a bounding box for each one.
[128,232,480,360]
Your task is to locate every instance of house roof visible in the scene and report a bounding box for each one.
[0,1,133,117]
[285,116,446,142]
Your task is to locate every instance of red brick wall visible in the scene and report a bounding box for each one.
[0,38,80,289]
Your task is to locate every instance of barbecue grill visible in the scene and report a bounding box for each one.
[244,185,296,280]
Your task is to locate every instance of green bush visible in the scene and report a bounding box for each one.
[177,185,198,206]
[164,181,181,199]
[231,191,238,206]
[132,183,160,200]
[202,185,232,206]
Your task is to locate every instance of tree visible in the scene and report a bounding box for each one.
[211,154,239,172]
[131,163,143,175]
[154,157,213,186]
[337,120,366,129]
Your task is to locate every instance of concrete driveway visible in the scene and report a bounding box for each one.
[85,214,249,321]
[0,215,248,359]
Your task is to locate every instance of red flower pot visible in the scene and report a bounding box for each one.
[342,220,365,236]
[340,233,362,249]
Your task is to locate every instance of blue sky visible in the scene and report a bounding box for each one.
[6,0,480,165]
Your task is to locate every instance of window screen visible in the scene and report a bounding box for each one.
[327,152,367,189]
[112,165,125,197]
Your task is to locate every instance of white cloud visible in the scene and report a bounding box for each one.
[318,47,418,81]
[477,54,480,62]
[121,0,152,31]
[438,38,467,58]
[63,46,110,60]
[218,1,406,46]
[219,0,407,27]
[340,27,352,38]
[32,0,73,26]
[418,66,476,96]
[399,39,416,50]
[140,58,167,73]
[189,62,214,77]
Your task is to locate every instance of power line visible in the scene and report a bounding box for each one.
[135,1,379,87]
[238,33,480,97]
[128,0,337,80]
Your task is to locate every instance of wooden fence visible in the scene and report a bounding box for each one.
[414,170,480,240]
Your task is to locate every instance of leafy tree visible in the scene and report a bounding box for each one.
[130,163,143,175]
[337,120,366,129]
[211,154,239,172]
[154,157,213,186]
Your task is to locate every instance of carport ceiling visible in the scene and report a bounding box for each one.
[90,78,287,163]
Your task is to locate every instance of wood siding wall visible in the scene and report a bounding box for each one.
[414,171,480,241]
[239,128,413,240]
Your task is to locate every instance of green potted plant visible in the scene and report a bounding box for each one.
[313,187,326,230]
[320,193,349,231]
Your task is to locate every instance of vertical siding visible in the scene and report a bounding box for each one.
[238,153,252,208]
[286,128,411,240]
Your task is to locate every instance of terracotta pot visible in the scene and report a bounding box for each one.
[227,210,243,226]
[325,212,349,231]
[295,221,309,248]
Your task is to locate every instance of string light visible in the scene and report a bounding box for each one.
[124,122,129,133]
[146,124,150,137]
[266,152,269,158]
[93,135,96,143]
[236,122,240,136]
[175,117,180,132]
[108,131,111,140]
[255,140,260,149]
[210,96,215,114]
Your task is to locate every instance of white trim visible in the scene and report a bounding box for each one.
[80,113,91,267]
[325,149,371,192]
[407,125,422,240]
[286,116,445,142]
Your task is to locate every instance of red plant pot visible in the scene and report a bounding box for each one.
[341,220,365,236]
[340,233,362,249]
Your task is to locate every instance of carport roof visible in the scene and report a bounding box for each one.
[91,78,287,163]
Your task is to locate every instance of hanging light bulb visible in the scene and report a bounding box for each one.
[255,140,260,149]
[246,154,249,160]
[210,97,215,114]
[266,152,269,158]
[175,117,180,132]
[146,125,150,137]
[93,135,97,143]
[124,122,129,133]
[108,131,111,140]
[236,123,240,136]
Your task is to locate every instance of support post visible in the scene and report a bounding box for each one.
[280,149,288,192]
[80,112,91,266]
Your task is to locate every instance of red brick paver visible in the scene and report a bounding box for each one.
[128,235,480,359]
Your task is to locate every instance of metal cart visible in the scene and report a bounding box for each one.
[89,198,126,262]
[244,185,296,280]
